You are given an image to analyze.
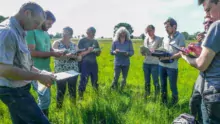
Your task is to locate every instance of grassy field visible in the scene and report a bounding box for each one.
[0,39,199,124]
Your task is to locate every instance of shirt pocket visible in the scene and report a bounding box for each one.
[17,45,33,71]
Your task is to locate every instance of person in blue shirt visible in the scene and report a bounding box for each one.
[110,27,134,90]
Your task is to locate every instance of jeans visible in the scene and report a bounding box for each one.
[143,63,160,95]
[191,75,220,124]
[78,61,98,92]
[111,65,130,88]
[202,91,220,124]
[32,81,51,110]
[0,84,49,124]
[56,76,78,108]
[159,66,178,102]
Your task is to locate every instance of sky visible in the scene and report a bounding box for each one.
[0,0,205,38]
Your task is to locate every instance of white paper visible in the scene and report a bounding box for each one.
[32,81,48,95]
[36,82,48,95]
[55,70,80,81]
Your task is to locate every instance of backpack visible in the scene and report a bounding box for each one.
[172,113,199,124]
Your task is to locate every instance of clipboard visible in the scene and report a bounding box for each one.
[55,70,80,81]
[169,44,186,53]
[117,50,128,55]
[170,44,197,58]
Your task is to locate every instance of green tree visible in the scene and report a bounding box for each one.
[0,15,8,23]
[113,22,134,36]
[140,33,146,40]
[181,32,189,40]
[54,32,62,39]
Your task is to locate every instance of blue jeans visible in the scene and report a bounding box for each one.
[56,76,78,108]
[32,81,51,110]
[159,66,178,101]
[143,63,160,94]
[78,61,98,92]
[0,84,49,124]
[111,65,130,88]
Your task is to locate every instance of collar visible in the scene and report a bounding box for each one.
[168,31,179,39]
[9,17,26,37]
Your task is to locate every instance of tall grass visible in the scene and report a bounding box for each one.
[0,40,199,124]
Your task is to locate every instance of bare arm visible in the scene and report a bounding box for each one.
[181,46,215,72]
[0,63,56,87]
[31,66,41,73]
[0,63,41,81]
[28,44,55,58]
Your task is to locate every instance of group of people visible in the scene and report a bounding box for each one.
[0,0,220,124]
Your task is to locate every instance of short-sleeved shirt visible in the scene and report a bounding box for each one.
[77,37,100,63]
[110,40,134,66]
[159,31,185,69]
[26,30,51,71]
[0,17,33,88]
[201,20,220,89]
[54,40,79,73]
[144,36,162,64]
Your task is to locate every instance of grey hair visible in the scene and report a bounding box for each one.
[63,26,73,36]
[113,27,130,42]
[19,2,46,18]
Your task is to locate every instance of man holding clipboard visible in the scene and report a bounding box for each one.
[159,18,185,104]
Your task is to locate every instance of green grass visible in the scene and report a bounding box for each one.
[0,39,199,124]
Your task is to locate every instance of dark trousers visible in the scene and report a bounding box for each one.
[159,66,178,102]
[143,63,160,95]
[56,76,78,108]
[111,65,130,88]
[78,61,98,92]
[189,83,203,123]
[0,84,49,124]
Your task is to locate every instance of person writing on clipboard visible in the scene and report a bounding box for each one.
[77,27,101,99]
[110,27,134,90]
[52,27,81,108]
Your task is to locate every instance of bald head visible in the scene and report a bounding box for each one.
[16,2,46,31]
[19,2,45,18]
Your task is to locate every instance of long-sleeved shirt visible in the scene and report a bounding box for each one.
[110,40,134,66]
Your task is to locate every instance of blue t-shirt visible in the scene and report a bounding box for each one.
[202,20,220,87]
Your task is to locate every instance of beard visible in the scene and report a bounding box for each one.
[166,30,173,35]
[42,24,48,31]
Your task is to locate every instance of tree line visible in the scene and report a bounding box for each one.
[0,15,199,40]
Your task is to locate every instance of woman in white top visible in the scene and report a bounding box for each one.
[141,25,162,97]
[52,27,81,108]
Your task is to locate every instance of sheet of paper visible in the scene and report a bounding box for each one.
[55,70,80,81]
